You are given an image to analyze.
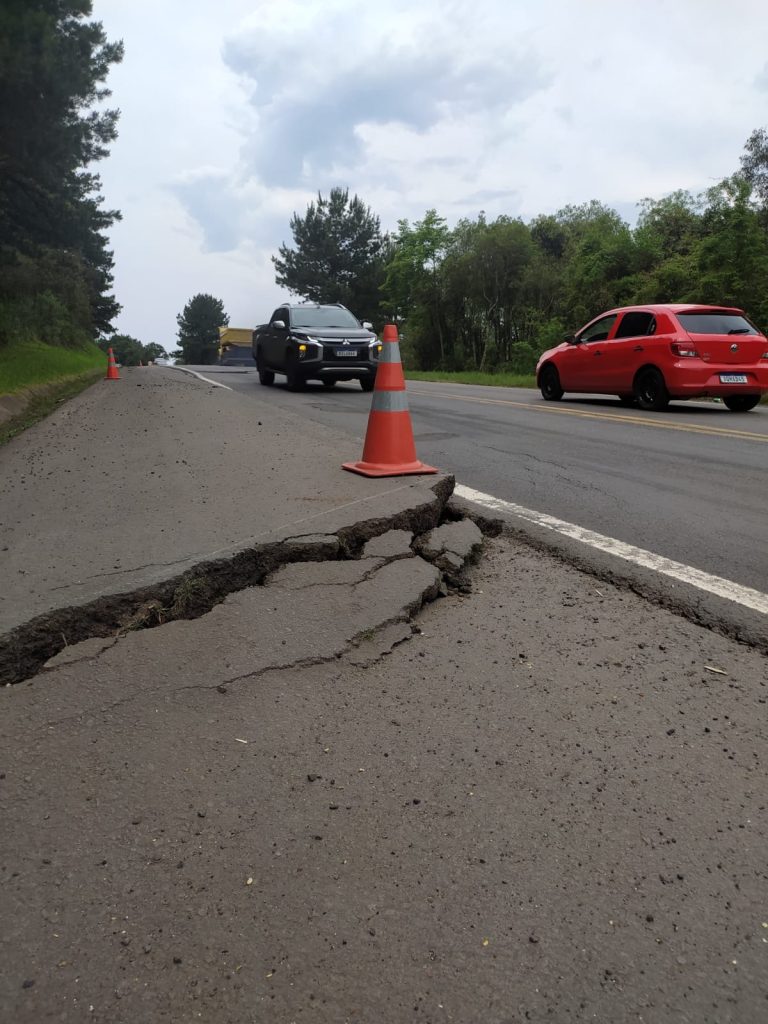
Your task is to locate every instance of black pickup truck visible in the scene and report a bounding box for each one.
[253,303,381,390]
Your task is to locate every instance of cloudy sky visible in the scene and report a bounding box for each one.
[92,0,768,350]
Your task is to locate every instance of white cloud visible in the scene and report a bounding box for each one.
[91,0,768,343]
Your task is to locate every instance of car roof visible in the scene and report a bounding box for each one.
[288,302,348,310]
[599,303,744,316]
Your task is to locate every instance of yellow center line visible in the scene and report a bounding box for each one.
[407,389,768,443]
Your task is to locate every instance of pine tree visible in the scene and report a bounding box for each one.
[273,188,387,322]
[176,294,228,364]
[0,1,123,344]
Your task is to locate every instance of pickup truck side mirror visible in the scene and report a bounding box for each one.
[271,319,286,330]
[362,321,373,330]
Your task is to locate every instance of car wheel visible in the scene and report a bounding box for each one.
[539,365,563,401]
[634,368,669,411]
[618,394,636,407]
[360,378,375,392]
[723,394,760,412]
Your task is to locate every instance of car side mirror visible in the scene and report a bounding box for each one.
[362,321,373,330]
[272,319,286,330]
[565,334,579,345]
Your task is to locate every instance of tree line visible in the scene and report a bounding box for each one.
[274,134,768,374]
[0,1,123,354]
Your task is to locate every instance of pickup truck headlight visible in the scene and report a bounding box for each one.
[294,336,321,360]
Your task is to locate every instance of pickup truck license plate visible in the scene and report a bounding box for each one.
[719,374,748,384]
[335,349,357,357]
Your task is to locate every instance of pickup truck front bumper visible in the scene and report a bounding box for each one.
[294,338,381,380]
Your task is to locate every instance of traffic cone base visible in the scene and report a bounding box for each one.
[342,459,437,478]
[342,324,438,478]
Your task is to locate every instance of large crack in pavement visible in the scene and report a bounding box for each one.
[1,518,487,743]
[0,477,493,687]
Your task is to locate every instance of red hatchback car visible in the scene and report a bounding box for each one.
[536,304,768,411]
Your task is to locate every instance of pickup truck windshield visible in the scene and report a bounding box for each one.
[677,312,758,335]
[292,307,361,329]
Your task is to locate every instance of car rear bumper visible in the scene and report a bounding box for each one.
[667,363,768,397]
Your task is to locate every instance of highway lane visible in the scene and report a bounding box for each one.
[187,367,768,594]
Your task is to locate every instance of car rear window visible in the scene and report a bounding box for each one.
[676,312,758,335]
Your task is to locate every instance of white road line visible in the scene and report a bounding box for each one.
[171,366,233,391]
[455,483,768,615]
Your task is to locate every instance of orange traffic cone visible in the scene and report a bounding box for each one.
[342,324,437,477]
[105,347,120,380]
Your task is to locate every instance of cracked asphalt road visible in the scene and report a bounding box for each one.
[2,368,767,1023]
[2,532,767,1024]
[0,369,445,636]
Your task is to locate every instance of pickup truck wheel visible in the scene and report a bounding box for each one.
[285,364,305,391]
[322,379,336,388]
[255,352,274,386]
[360,378,375,392]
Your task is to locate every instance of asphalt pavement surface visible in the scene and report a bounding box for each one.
[214,369,768,595]
[2,367,767,1023]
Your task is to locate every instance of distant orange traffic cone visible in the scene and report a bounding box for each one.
[105,347,120,380]
[342,324,437,477]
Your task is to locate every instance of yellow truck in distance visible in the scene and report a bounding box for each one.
[218,326,255,366]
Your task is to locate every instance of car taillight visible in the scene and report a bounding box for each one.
[671,342,699,358]
[761,350,768,359]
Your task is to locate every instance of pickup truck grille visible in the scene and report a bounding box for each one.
[322,344,369,363]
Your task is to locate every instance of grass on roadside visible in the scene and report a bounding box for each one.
[405,369,537,388]
[405,369,768,405]
[0,336,108,445]
[0,336,106,394]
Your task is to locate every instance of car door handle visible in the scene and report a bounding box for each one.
[633,345,644,352]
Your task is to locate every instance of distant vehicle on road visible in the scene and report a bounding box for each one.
[218,327,256,366]
[253,303,381,391]
[536,304,768,412]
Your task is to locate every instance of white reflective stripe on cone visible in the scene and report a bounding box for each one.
[377,342,402,364]
[370,390,410,413]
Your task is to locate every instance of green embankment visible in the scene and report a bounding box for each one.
[406,369,537,388]
[0,338,106,445]
[0,337,106,394]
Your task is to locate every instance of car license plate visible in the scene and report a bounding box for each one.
[719,374,748,384]
[335,349,357,357]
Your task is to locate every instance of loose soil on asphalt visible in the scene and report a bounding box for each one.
[2,534,767,1024]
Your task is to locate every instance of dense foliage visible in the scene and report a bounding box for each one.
[0,1,123,353]
[278,133,768,374]
[176,294,228,364]
[97,335,166,366]
[381,162,768,373]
